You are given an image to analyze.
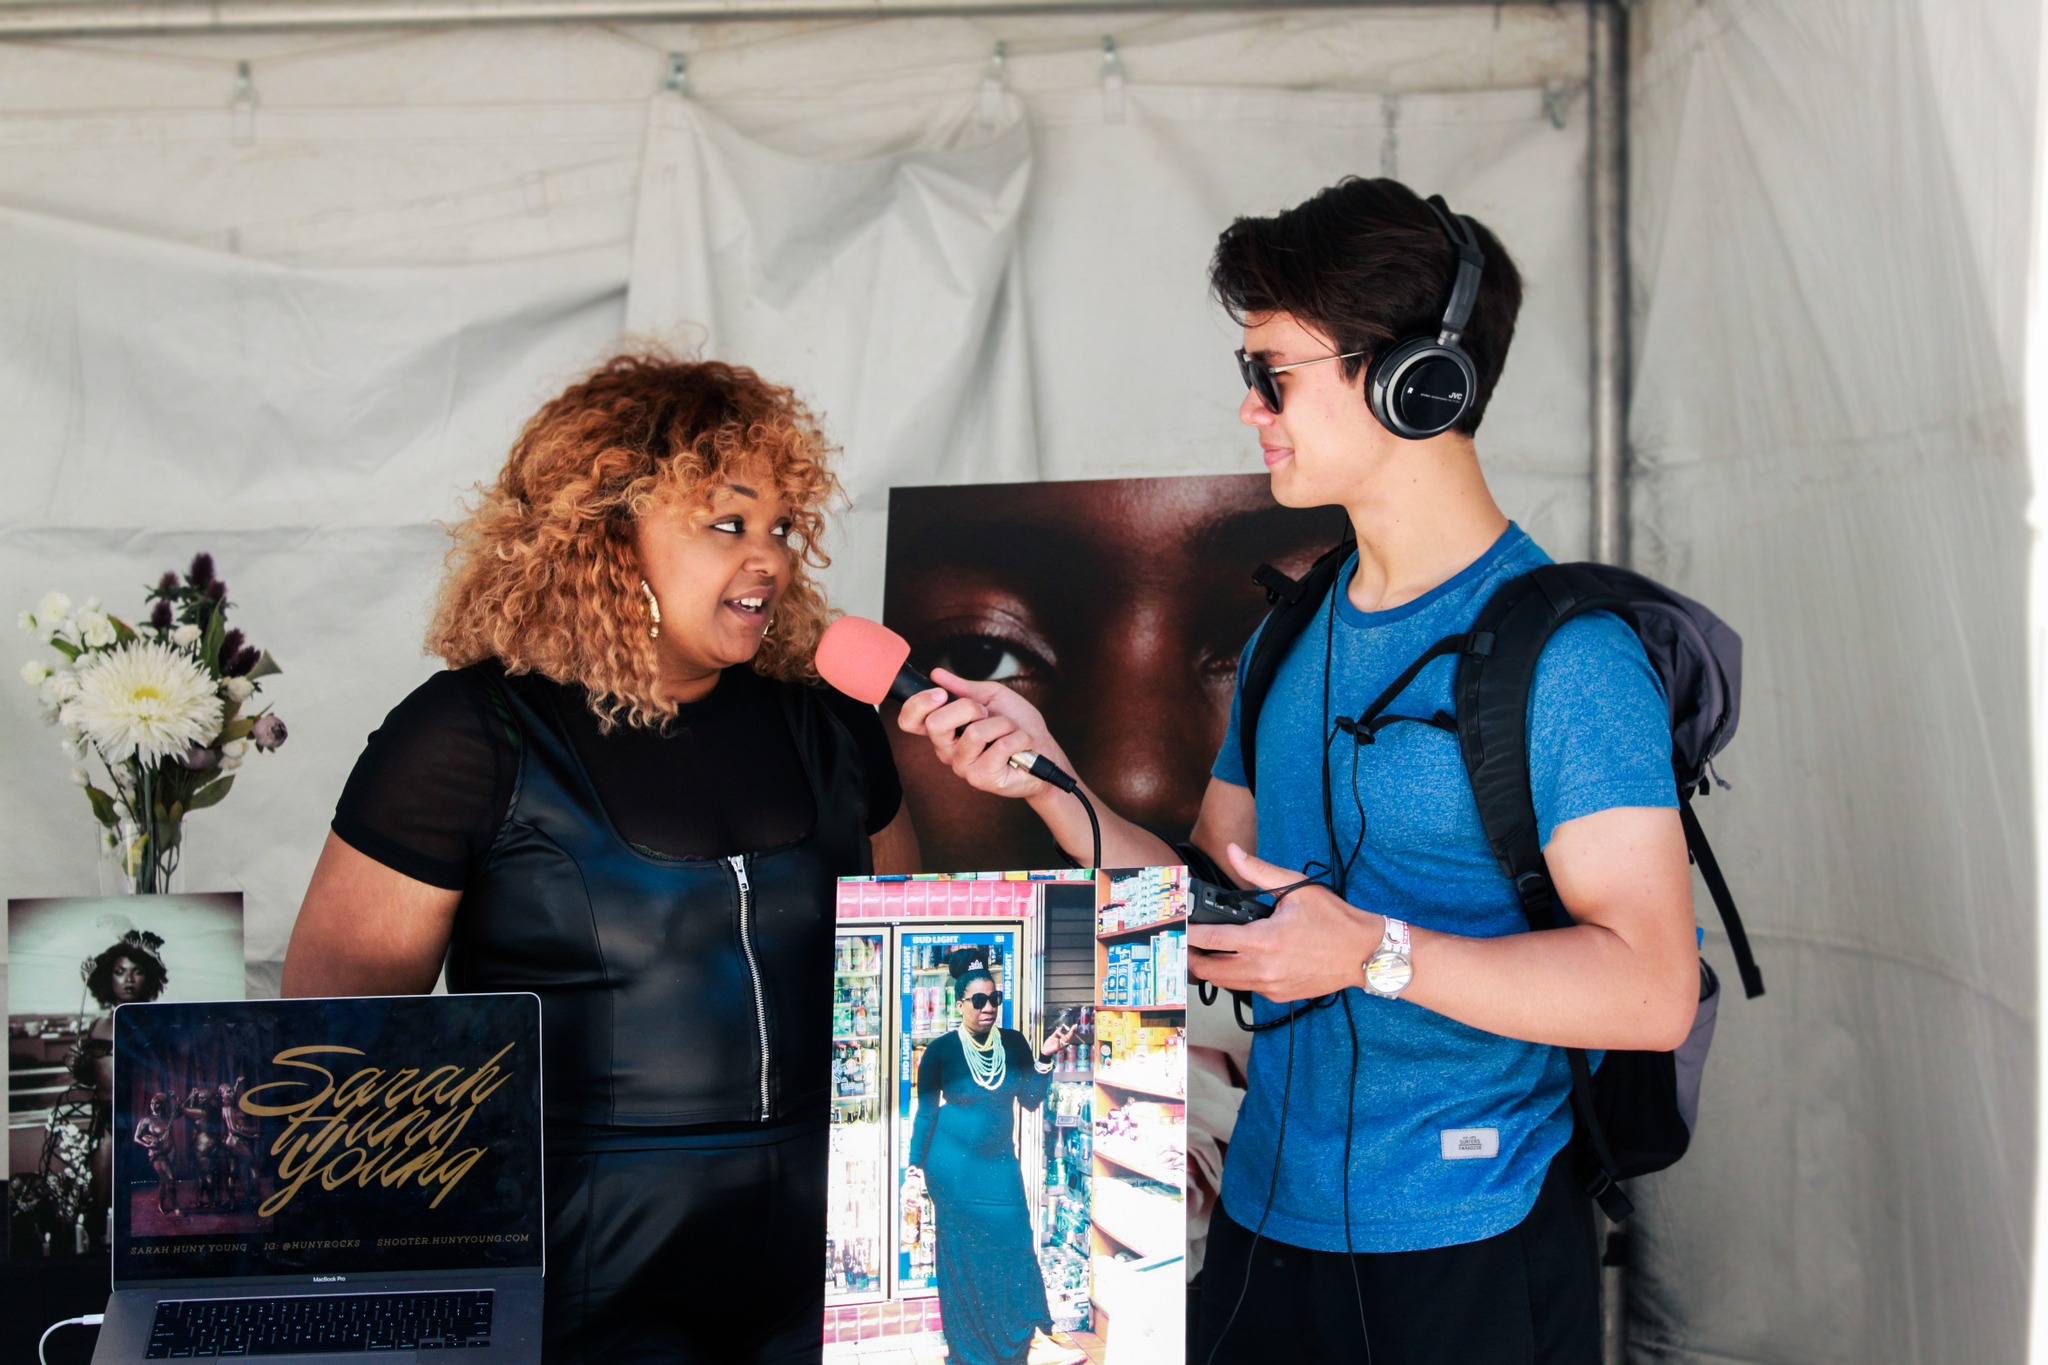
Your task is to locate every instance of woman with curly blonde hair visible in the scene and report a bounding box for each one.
[285,351,917,1363]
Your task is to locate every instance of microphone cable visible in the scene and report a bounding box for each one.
[1324,580,1379,1362]
[1008,750,1101,869]
[1203,987,1297,1365]
[1339,990,1372,1361]
[1075,787,1101,871]
[1211,588,1366,1037]
[1207,577,1379,1363]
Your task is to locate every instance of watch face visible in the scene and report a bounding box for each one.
[1365,952,1413,996]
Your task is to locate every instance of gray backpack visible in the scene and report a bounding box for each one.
[1238,552,1762,1222]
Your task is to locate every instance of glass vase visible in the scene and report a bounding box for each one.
[96,804,182,896]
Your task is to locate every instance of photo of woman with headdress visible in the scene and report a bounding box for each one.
[8,895,243,1259]
[56,929,171,1246]
[905,949,1078,1365]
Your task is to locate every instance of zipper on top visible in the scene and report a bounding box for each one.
[729,854,772,1120]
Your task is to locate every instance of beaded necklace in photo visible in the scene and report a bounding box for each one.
[958,1022,1006,1091]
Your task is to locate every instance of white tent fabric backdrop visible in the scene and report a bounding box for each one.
[0,5,1591,983]
[0,2,2034,1361]
[625,89,1042,608]
[1627,2,2037,1363]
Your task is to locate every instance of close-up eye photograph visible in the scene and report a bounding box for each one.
[0,2,2038,1365]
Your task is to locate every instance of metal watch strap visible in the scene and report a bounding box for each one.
[1364,917,1413,998]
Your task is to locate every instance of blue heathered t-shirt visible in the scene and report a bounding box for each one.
[1211,523,1677,1253]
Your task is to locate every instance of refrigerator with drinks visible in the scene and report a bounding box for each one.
[827,929,888,1306]
[894,924,1029,1294]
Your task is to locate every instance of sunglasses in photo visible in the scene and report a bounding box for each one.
[1236,346,1369,415]
[964,990,1004,1010]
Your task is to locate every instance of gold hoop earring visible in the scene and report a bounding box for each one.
[640,579,661,640]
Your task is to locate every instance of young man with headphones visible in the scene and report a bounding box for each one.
[898,177,1700,1362]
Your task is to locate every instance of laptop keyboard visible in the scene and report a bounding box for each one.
[145,1289,494,1356]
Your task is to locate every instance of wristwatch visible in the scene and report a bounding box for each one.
[1363,917,1413,998]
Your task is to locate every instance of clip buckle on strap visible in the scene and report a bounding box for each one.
[1252,563,1305,607]
[1564,1045,1635,1222]
[1513,870,1560,928]
[1584,1167,1635,1222]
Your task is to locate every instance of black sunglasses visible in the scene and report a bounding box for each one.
[1236,346,1369,415]
[964,990,1004,1011]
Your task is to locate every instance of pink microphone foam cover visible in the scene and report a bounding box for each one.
[815,616,912,706]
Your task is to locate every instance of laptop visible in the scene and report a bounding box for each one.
[94,994,545,1362]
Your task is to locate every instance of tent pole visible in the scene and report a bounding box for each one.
[1588,0,1629,567]
[1588,15,1634,1364]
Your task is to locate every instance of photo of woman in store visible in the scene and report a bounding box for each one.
[281,351,918,1363]
[905,950,1078,1365]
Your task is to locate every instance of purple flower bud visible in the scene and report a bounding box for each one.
[251,714,288,751]
[157,572,180,594]
[218,628,245,666]
[176,745,219,771]
[188,553,215,588]
[204,580,227,602]
[227,646,261,677]
[149,601,174,630]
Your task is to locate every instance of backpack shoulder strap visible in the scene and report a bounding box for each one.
[1237,541,1353,797]
[1460,563,1767,999]
[1454,563,1635,923]
[1455,562,1645,1223]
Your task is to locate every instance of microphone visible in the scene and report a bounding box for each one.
[814,616,934,706]
[813,616,1079,793]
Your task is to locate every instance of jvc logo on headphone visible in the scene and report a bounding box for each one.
[1369,194,1486,440]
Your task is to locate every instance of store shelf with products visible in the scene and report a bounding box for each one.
[1095,1084,1184,1195]
[1096,914,1187,942]
[1090,866,1189,1313]
[1092,1135,1183,1189]
[1098,871,1188,1008]
[1090,1008,1185,1103]
[1095,864,1190,938]
[1094,1070,1185,1103]
[1100,930,1187,1007]
[1090,1175,1183,1261]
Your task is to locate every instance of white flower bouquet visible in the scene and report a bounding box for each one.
[20,554,285,893]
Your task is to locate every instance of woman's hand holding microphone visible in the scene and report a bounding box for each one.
[897,670,1140,869]
[896,669,1075,810]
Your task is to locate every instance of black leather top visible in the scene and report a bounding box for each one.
[446,665,872,1128]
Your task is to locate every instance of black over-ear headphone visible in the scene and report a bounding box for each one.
[1365,193,1487,440]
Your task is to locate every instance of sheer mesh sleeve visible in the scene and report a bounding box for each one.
[330,668,513,891]
[818,686,904,836]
